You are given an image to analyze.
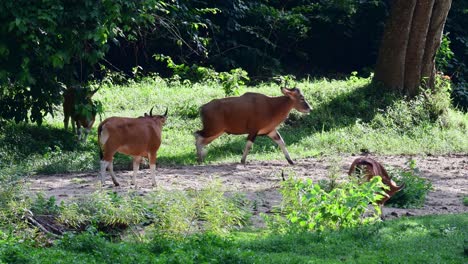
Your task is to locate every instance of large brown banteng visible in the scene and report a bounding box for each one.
[348,157,405,205]
[63,86,99,141]
[98,107,167,187]
[195,87,311,165]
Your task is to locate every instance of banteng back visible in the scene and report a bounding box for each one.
[348,157,405,205]
[195,87,311,164]
[98,107,167,187]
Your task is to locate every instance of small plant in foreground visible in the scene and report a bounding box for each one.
[30,193,60,215]
[266,173,386,233]
[463,196,468,206]
[385,160,433,208]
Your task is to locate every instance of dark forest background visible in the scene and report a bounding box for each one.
[1,0,466,123]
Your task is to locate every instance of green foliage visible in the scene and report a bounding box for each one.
[266,174,385,233]
[58,191,146,229]
[0,236,31,264]
[146,181,251,237]
[30,193,60,216]
[436,33,455,74]
[370,77,453,134]
[219,68,249,96]
[155,54,249,96]
[58,181,250,237]
[1,214,466,263]
[386,160,433,208]
[0,0,190,124]
[463,196,468,206]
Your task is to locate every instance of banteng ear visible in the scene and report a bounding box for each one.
[144,113,149,117]
[281,87,295,98]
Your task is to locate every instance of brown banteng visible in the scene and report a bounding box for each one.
[348,157,405,205]
[195,87,311,165]
[63,86,99,141]
[97,107,167,187]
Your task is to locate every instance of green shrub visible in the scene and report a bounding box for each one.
[462,196,468,206]
[0,239,30,264]
[58,191,146,230]
[147,181,251,237]
[219,68,249,96]
[385,160,433,208]
[30,193,60,216]
[266,174,386,233]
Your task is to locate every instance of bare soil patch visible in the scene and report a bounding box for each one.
[28,154,468,225]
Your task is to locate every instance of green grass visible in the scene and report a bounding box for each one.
[1,214,466,263]
[0,76,467,262]
[1,75,467,176]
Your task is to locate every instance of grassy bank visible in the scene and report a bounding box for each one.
[1,213,466,263]
[1,75,466,176]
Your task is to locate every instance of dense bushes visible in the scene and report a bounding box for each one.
[386,160,433,208]
[266,174,386,233]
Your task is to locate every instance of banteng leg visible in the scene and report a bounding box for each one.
[132,156,142,186]
[71,118,77,134]
[108,162,119,186]
[241,133,257,165]
[99,160,109,185]
[195,130,223,163]
[83,120,95,142]
[149,153,157,186]
[64,114,70,131]
[77,127,83,141]
[268,130,294,165]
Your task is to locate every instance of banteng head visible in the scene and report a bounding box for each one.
[143,106,168,124]
[281,87,311,114]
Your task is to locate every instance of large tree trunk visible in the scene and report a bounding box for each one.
[374,0,452,97]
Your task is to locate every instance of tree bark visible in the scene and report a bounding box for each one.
[374,0,452,97]
[374,0,417,92]
[421,0,453,89]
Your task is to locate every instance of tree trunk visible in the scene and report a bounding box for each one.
[374,0,452,97]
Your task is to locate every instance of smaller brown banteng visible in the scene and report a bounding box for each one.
[348,157,405,205]
[195,87,311,165]
[97,107,167,187]
[63,86,99,141]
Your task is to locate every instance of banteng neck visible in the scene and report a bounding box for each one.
[270,95,295,121]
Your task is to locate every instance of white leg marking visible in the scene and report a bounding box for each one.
[195,134,206,162]
[268,131,293,164]
[241,140,254,164]
[150,164,156,186]
[99,160,109,185]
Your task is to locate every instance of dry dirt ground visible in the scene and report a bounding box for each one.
[28,154,467,225]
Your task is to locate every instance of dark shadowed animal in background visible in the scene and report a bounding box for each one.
[63,86,99,141]
[195,87,311,165]
[348,157,405,205]
[97,107,167,187]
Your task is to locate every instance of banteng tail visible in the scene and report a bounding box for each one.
[98,123,103,160]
